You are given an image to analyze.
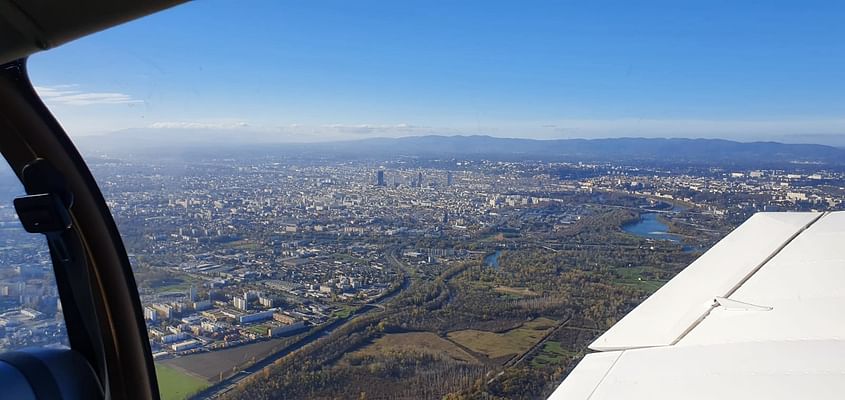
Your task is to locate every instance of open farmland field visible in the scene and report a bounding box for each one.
[350,331,479,364]
[447,318,556,361]
[493,285,539,297]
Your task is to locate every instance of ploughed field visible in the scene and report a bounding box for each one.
[160,338,289,381]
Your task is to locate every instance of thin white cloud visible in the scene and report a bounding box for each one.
[320,123,431,134]
[148,121,250,129]
[35,85,142,106]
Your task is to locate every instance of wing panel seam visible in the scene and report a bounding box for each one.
[669,212,828,345]
[585,351,624,400]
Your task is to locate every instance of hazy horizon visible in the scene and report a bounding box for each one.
[74,128,845,148]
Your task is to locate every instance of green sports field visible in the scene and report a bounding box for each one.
[155,363,210,400]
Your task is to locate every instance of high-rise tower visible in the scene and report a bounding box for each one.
[376,170,385,186]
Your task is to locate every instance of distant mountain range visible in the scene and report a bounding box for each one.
[75,132,845,166]
[310,135,845,164]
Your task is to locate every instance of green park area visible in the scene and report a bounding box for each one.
[155,363,210,400]
[611,266,668,294]
[531,341,576,368]
[332,305,356,319]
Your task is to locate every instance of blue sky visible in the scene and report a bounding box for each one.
[27,0,845,144]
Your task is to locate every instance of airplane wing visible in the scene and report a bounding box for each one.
[549,211,845,400]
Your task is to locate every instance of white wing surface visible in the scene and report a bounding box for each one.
[550,211,845,400]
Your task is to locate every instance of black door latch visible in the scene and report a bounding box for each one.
[13,159,74,234]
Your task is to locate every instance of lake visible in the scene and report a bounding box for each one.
[484,250,502,268]
[622,213,683,243]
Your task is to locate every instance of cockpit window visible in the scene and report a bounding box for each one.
[26,1,845,399]
[0,164,68,351]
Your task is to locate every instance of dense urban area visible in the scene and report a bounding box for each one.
[1,145,844,399]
